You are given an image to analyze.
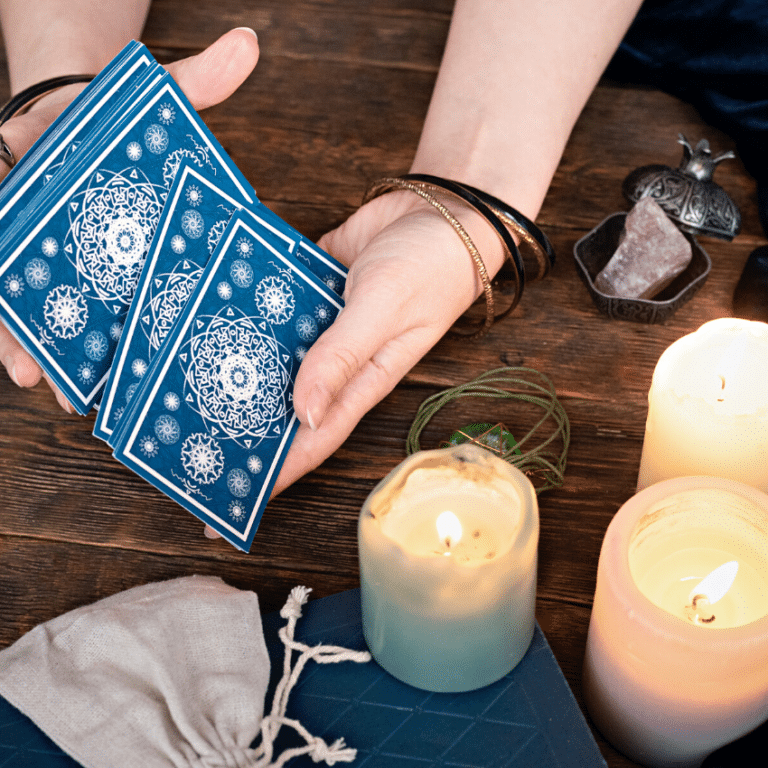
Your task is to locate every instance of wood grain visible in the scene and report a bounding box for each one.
[0,2,762,766]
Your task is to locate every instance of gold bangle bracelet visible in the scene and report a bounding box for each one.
[364,176,496,338]
[364,175,527,337]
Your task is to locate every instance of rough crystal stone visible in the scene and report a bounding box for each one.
[594,196,693,299]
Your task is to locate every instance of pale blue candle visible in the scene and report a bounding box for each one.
[359,444,538,692]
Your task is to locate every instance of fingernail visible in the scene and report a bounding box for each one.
[204,525,221,539]
[305,384,331,432]
[5,358,19,386]
[235,26,258,40]
[56,391,73,414]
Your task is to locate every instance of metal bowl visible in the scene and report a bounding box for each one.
[573,212,712,324]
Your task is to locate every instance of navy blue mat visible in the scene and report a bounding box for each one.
[1,588,606,767]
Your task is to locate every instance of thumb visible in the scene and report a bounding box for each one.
[165,28,260,111]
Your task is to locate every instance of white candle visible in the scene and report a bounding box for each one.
[358,443,538,692]
[583,476,768,768]
[638,318,768,492]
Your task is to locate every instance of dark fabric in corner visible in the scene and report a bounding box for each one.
[609,0,768,234]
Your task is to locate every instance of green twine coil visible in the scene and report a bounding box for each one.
[406,366,570,494]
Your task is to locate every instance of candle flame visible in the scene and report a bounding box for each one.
[436,510,463,549]
[689,561,739,605]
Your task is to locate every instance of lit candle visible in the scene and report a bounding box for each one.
[358,443,538,692]
[637,318,768,492]
[583,476,768,768]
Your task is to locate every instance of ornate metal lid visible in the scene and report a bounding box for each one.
[622,135,741,241]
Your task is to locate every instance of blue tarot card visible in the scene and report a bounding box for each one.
[95,161,300,444]
[112,211,343,551]
[0,66,260,414]
[247,205,348,297]
[0,42,159,232]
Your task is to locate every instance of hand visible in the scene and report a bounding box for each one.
[0,28,260,409]
[271,188,506,494]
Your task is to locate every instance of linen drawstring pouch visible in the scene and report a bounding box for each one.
[0,575,370,768]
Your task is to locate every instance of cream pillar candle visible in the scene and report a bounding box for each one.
[583,476,768,768]
[358,443,538,693]
[637,318,768,492]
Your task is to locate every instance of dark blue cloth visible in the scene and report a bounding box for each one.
[609,0,768,234]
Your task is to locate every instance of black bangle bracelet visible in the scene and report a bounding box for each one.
[0,74,95,125]
[365,174,525,333]
[456,182,556,280]
[391,174,526,317]
[403,174,555,282]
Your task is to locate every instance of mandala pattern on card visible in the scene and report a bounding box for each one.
[295,313,317,342]
[230,259,253,289]
[314,302,332,326]
[171,235,186,254]
[157,102,176,125]
[41,237,59,257]
[235,237,254,258]
[255,276,295,325]
[138,434,160,458]
[83,330,109,361]
[126,142,142,161]
[131,358,148,377]
[227,468,251,498]
[44,285,88,339]
[144,124,168,155]
[181,432,224,484]
[24,258,51,290]
[323,275,342,294]
[65,167,164,308]
[228,499,248,522]
[154,414,181,445]
[185,184,202,207]
[77,361,97,385]
[181,209,204,239]
[163,391,180,411]
[141,259,204,355]
[4,274,23,298]
[180,305,293,447]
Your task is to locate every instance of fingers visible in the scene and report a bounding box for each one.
[0,326,42,388]
[273,324,430,494]
[292,249,419,432]
[165,28,260,112]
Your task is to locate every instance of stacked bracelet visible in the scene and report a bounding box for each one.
[0,74,95,169]
[363,174,555,338]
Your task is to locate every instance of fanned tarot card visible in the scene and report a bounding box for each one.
[0,41,157,231]
[112,211,343,551]
[0,56,258,414]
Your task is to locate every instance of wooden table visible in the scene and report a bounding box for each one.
[0,2,763,766]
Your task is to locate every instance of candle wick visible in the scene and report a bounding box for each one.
[717,374,726,402]
[686,594,716,625]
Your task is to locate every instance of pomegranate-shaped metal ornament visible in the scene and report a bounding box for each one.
[622,134,741,241]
